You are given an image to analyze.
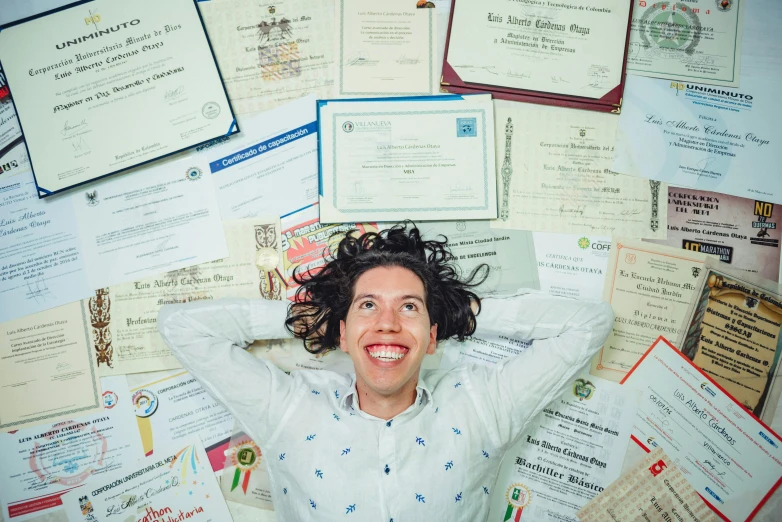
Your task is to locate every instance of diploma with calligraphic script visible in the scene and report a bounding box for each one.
[87,218,282,376]
[613,75,781,204]
[0,0,235,197]
[487,373,638,521]
[590,238,716,383]
[622,337,782,522]
[442,0,632,111]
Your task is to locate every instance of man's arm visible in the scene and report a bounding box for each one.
[157,298,302,445]
[465,290,614,449]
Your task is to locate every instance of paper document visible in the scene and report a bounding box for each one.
[0,376,142,521]
[335,0,438,96]
[0,302,101,432]
[318,95,497,223]
[591,238,715,383]
[491,100,666,239]
[622,337,782,522]
[613,75,781,204]
[488,373,639,521]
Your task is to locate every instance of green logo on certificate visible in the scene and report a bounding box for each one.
[578,237,590,249]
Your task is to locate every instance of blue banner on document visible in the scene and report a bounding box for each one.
[209,121,317,174]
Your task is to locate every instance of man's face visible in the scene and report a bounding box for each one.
[339,266,437,399]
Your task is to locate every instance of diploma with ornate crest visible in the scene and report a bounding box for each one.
[441,0,633,112]
[0,0,236,197]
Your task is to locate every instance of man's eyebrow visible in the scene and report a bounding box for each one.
[400,294,425,304]
[353,293,425,304]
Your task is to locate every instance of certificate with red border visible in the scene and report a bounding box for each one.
[441,0,633,113]
[622,336,782,522]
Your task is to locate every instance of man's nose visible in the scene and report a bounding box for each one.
[375,306,402,332]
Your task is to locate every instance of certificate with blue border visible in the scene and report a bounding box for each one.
[0,0,237,198]
[317,94,497,223]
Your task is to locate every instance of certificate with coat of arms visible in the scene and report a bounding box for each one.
[61,438,232,522]
[486,373,639,521]
[0,0,236,197]
[199,0,335,114]
[627,0,745,87]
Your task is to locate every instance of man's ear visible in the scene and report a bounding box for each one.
[339,320,349,354]
[426,323,438,355]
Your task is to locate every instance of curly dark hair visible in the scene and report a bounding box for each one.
[285,222,489,354]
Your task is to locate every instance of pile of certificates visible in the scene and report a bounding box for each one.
[0,0,781,521]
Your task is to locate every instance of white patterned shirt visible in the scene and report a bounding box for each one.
[157,290,613,521]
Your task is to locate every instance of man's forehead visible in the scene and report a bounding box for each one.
[352,266,426,302]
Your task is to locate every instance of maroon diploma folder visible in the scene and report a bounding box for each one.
[440,0,634,113]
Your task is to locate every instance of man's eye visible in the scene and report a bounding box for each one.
[402,303,416,311]
[360,302,374,309]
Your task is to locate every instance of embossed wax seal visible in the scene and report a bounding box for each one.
[255,247,279,272]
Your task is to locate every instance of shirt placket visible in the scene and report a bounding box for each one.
[378,416,400,522]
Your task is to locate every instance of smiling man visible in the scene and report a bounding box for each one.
[158,223,613,521]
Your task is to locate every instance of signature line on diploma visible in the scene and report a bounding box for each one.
[60,120,88,136]
[695,156,718,181]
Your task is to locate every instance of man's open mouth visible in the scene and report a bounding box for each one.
[365,344,410,361]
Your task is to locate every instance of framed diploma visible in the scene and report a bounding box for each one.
[441,0,634,113]
[0,0,237,197]
[0,69,23,161]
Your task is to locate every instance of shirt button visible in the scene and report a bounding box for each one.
[386,420,392,427]
[384,464,390,475]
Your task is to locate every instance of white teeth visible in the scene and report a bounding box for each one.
[369,349,406,360]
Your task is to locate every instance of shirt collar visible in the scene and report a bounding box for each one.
[338,375,434,413]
